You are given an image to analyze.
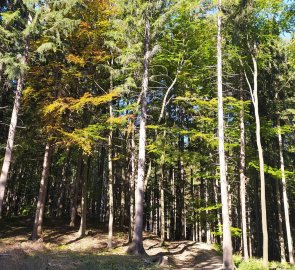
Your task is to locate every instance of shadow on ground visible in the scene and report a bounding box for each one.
[0,249,158,270]
[0,216,223,270]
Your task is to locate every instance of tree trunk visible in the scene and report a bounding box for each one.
[160,163,165,245]
[239,84,249,261]
[0,75,24,216]
[78,156,90,238]
[0,36,28,217]
[32,142,52,240]
[127,19,150,255]
[129,125,136,243]
[278,120,294,265]
[251,53,268,267]
[70,153,82,227]
[108,104,114,248]
[275,178,286,263]
[217,2,234,268]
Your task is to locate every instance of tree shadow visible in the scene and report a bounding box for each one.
[0,248,157,270]
[153,241,196,256]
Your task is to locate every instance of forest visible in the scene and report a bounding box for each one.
[0,0,294,269]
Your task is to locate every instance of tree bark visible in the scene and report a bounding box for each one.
[239,82,249,261]
[32,142,52,240]
[275,178,286,263]
[160,163,165,245]
[0,35,28,217]
[278,120,294,265]
[70,153,82,227]
[78,156,90,238]
[0,75,24,216]
[127,18,150,255]
[128,125,136,242]
[108,104,114,248]
[251,52,268,267]
[217,2,234,268]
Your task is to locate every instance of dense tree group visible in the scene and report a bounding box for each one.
[0,0,294,269]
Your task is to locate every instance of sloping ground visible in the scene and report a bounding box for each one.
[144,237,222,269]
[0,217,222,270]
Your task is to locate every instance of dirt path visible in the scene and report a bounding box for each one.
[144,236,223,270]
[0,217,223,270]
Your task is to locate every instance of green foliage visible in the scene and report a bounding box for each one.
[213,226,242,238]
[249,161,295,180]
[233,255,295,270]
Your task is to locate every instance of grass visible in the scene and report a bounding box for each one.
[233,255,295,270]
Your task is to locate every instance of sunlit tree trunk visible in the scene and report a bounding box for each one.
[160,162,165,245]
[239,81,249,261]
[127,18,150,255]
[277,119,294,265]
[0,77,24,217]
[32,142,52,240]
[217,1,234,268]
[0,31,29,217]
[275,178,286,263]
[108,103,114,248]
[251,52,268,267]
[128,125,136,243]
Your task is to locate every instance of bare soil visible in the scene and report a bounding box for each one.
[0,217,222,269]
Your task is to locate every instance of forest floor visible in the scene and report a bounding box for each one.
[0,217,222,270]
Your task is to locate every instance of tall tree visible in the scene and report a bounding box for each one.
[0,2,31,216]
[217,1,234,269]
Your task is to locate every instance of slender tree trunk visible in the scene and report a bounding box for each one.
[108,104,114,248]
[190,166,196,242]
[0,75,24,216]
[214,177,222,244]
[0,35,29,217]
[217,2,234,268]
[251,53,268,267]
[275,178,286,263]
[78,157,89,238]
[247,201,253,258]
[205,180,211,244]
[160,163,165,245]
[32,142,52,240]
[240,84,249,261]
[278,120,294,265]
[129,125,136,243]
[127,18,150,255]
[57,150,70,217]
[70,154,82,227]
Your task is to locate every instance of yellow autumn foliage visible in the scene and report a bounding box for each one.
[43,90,119,116]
